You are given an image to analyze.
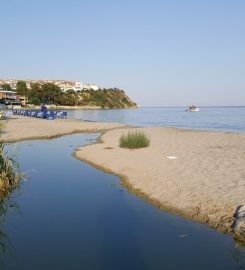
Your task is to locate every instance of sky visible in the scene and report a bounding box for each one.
[0,0,244,106]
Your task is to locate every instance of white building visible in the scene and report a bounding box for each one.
[81,84,99,91]
[0,79,100,92]
[57,82,100,92]
[0,90,17,104]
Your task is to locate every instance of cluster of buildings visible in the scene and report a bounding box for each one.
[0,79,100,92]
[0,79,100,106]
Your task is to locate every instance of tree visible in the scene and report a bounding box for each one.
[16,81,28,96]
[30,97,41,105]
[66,89,75,95]
[29,83,42,100]
[1,84,12,91]
[41,83,62,104]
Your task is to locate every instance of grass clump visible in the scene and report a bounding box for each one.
[0,143,21,195]
[0,122,21,196]
[119,130,150,149]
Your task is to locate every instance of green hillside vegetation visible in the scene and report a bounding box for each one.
[79,89,137,108]
[1,81,137,109]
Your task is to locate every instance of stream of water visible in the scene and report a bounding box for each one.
[1,134,244,269]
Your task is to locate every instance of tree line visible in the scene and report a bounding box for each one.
[0,81,136,108]
[1,81,77,105]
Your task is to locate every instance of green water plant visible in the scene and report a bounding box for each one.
[0,122,21,196]
[119,130,150,149]
[0,144,21,195]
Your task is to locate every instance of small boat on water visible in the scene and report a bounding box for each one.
[186,105,199,112]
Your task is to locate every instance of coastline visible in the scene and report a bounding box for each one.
[75,127,245,241]
[2,116,245,242]
[23,104,139,110]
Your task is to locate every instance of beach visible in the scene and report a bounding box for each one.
[2,116,245,240]
[0,115,126,143]
[75,127,245,237]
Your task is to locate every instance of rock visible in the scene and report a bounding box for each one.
[233,205,245,242]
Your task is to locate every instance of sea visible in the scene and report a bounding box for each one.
[68,106,245,132]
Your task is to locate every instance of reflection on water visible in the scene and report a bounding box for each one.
[0,140,24,268]
[0,195,20,268]
[1,134,245,269]
[230,247,245,270]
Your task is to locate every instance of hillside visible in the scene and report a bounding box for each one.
[0,80,138,109]
[77,89,137,109]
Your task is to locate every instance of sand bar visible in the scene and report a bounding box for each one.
[75,127,245,239]
[0,116,126,143]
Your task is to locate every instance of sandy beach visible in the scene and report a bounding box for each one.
[0,116,126,143]
[75,127,245,238]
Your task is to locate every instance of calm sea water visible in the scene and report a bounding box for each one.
[1,134,245,269]
[68,107,245,132]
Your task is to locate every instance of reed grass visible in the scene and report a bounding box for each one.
[0,122,21,257]
[119,130,150,149]
[0,121,21,196]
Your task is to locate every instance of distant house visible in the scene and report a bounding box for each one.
[16,95,28,106]
[0,90,21,105]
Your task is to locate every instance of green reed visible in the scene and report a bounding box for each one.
[0,121,21,195]
[119,130,150,149]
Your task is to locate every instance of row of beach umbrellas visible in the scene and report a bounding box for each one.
[13,109,68,120]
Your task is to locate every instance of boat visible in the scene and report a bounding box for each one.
[186,105,199,112]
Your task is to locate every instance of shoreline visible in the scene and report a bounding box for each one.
[2,116,245,242]
[21,105,139,110]
[74,135,231,231]
[73,149,201,223]
[75,127,245,242]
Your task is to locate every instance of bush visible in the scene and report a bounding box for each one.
[30,97,41,105]
[119,130,150,149]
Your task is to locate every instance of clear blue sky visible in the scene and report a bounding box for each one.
[0,0,244,106]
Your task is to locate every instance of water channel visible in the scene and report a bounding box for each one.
[1,134,245,269]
